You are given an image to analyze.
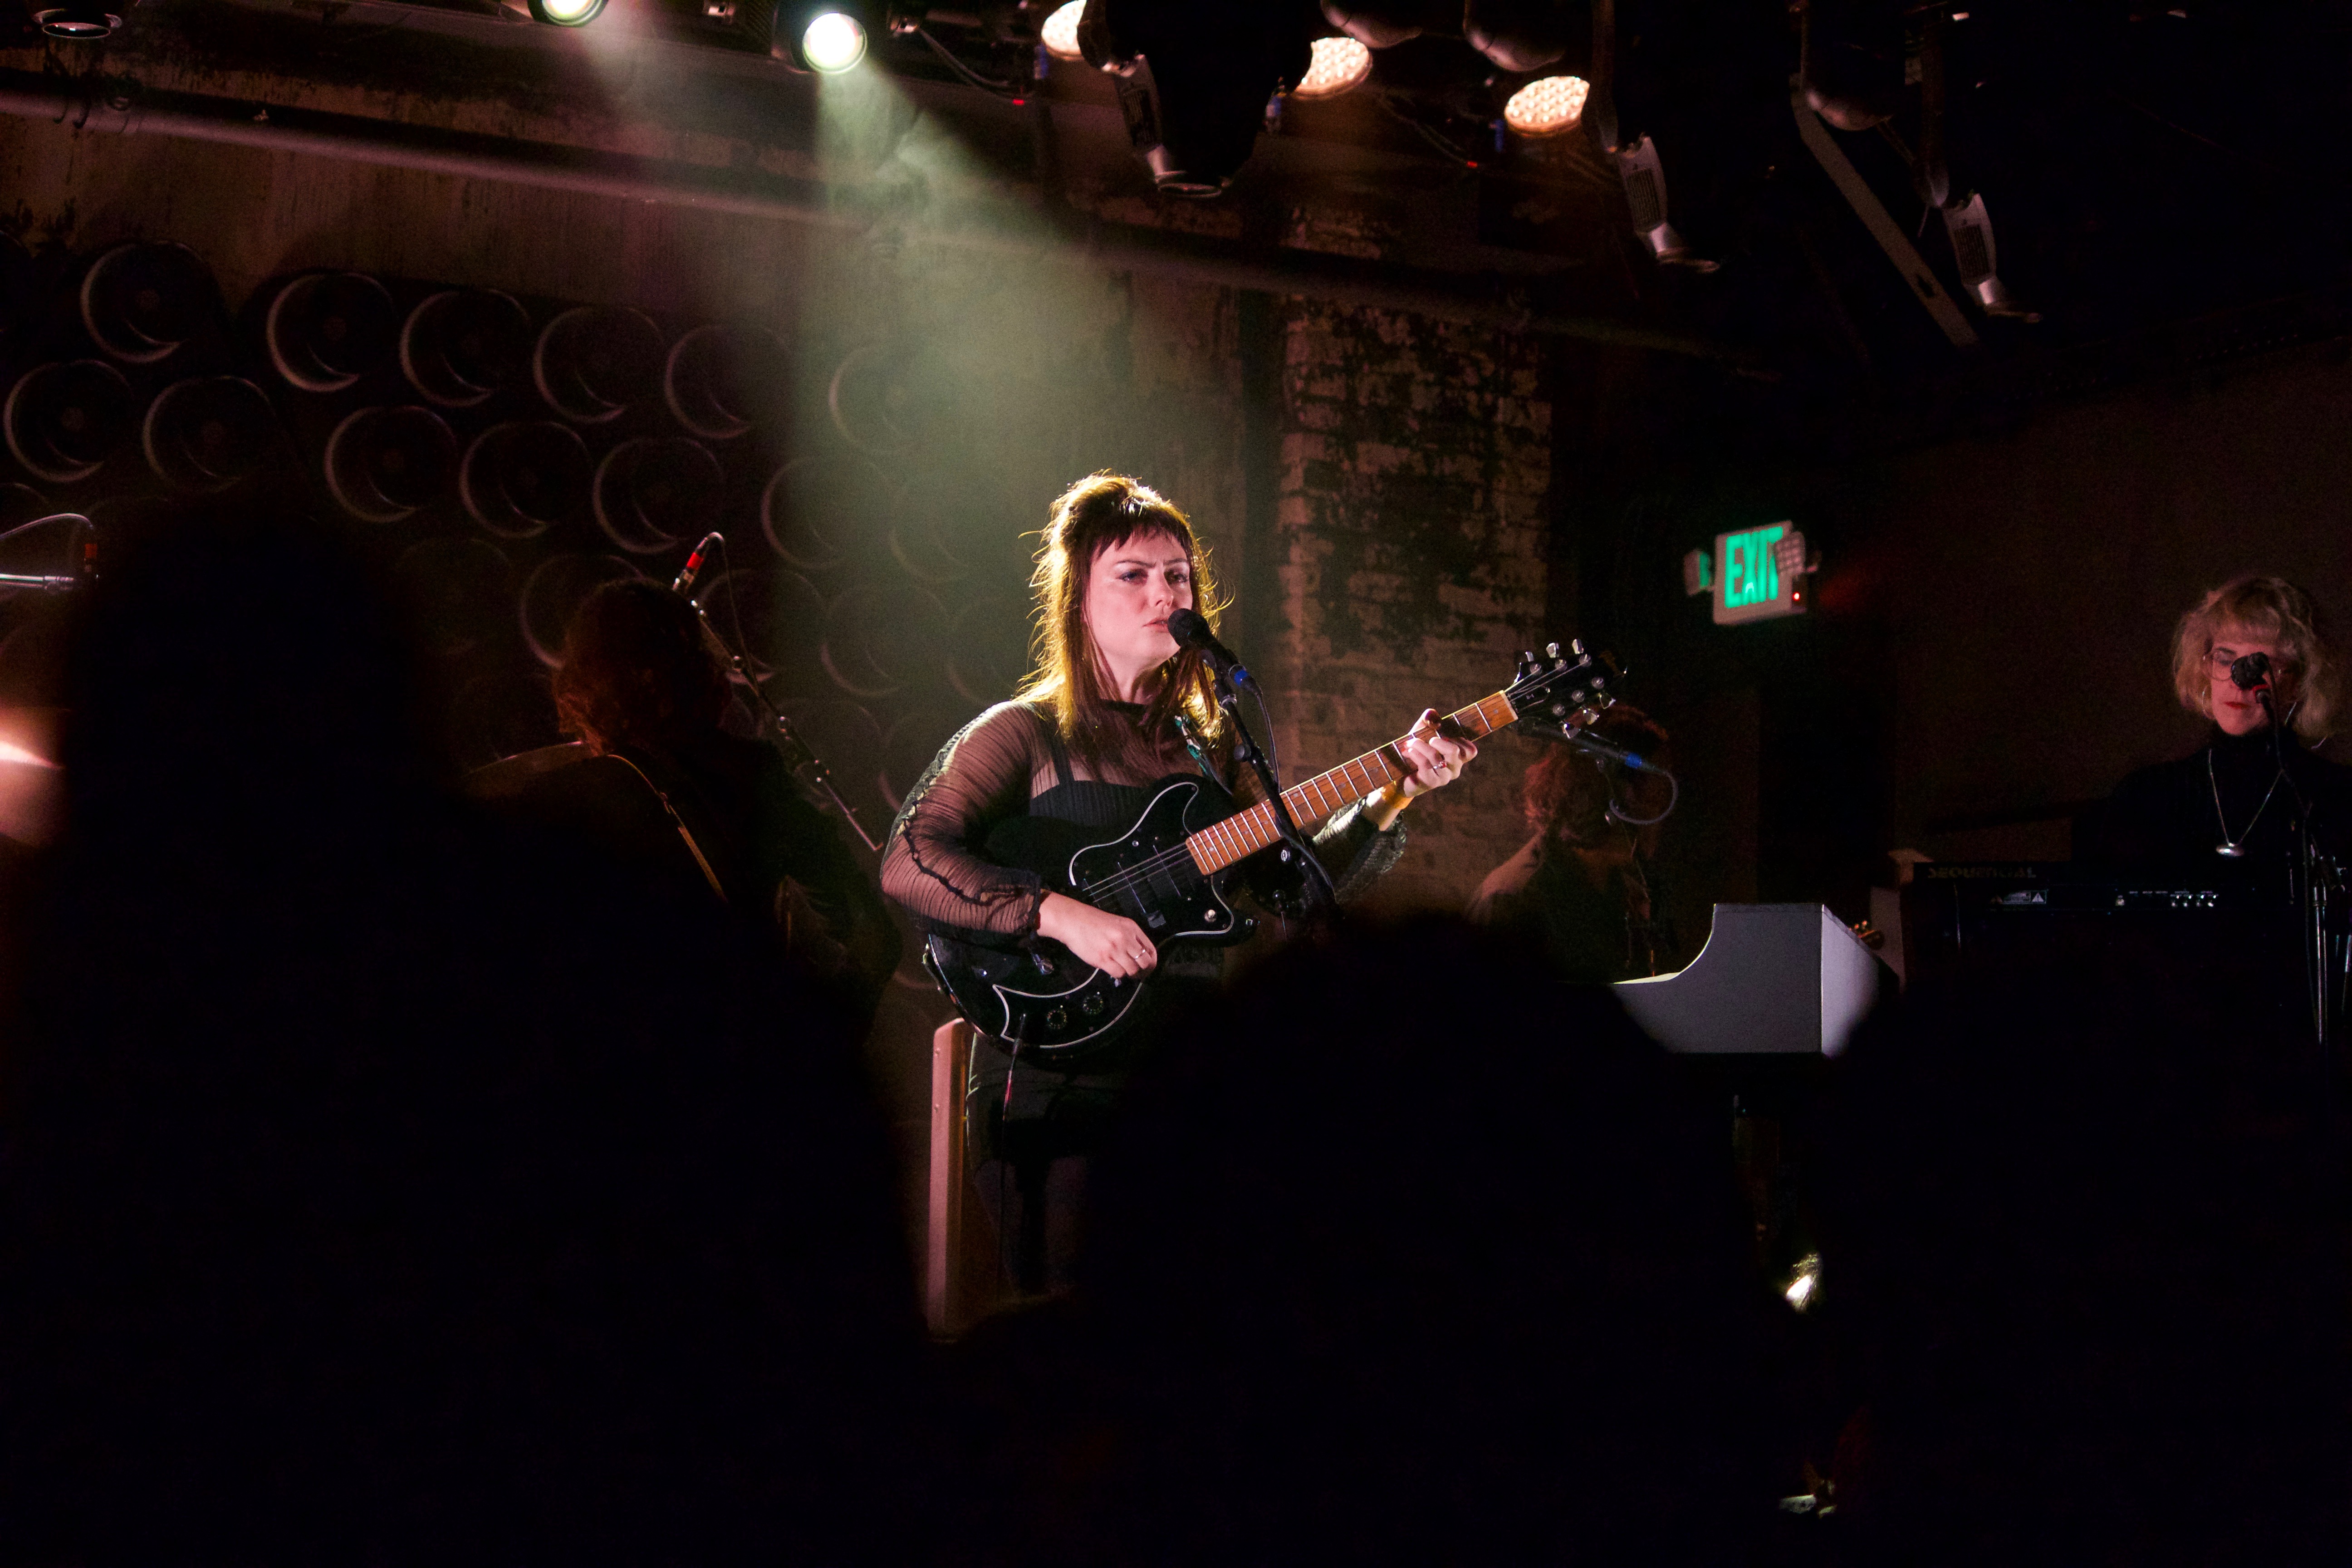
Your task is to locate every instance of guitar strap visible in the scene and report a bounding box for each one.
[605,751,730,906]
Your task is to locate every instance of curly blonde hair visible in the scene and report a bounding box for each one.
[1014,473,1228,773]
[2169,574,2339,741]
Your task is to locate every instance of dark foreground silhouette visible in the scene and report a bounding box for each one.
[1817,960,2350,1566]
[0,515,928,1563]
[939,916,1778,1566]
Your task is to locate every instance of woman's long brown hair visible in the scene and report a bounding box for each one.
[1014,473,1227,776]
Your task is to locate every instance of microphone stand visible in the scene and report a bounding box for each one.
[1215,671,1336,922]
[684,595,883,855]
[2259,687,2338,1093]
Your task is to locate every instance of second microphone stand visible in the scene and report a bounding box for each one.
[676,553,882,853]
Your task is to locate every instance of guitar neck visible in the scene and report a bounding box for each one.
[1184,688,1519,875]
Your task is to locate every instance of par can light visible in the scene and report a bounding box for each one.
[1289,36,1373,100]
[801,10,867,71]
[32,0,122,36]
[1039,0,1084,61]
[498,0,606,25]
[1503,75,1589,139]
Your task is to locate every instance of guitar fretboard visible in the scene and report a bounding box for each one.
[1184,690,1519,875]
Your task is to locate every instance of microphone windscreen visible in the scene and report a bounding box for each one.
[1166,607,1212,648]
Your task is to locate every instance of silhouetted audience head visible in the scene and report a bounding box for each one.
[979,916,1771,1565]
[1818,969,2346,1565]
[0,511,930,1564]
[552,578,726,755]
[62,505,431,860]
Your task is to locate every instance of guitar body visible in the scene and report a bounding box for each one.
[921,640,1613,1063]
[924,774,1254,1060]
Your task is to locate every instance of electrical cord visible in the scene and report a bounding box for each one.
[1374,93,1484,170]
[908,24,1025,99]
[1606,765,1679,827]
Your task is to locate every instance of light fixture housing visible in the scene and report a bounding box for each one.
[772,3,869,72]
[1502,74,1589,139]
[1289,36,1373,100]
[1039,0,1084,62]
[498,0,607,26]
[801,10,867,70]
[31,0,121,36]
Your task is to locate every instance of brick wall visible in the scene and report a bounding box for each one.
[1257,251,1556,915]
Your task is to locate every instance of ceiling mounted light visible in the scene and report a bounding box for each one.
[500,0,605,25]
[31,0,122,35]
[1289,36,1373,99]
[1087,0,1318,198]
[1039,0,1084,61]
[771,3,870,71]
[801,10,867,70]
[1464,0,1570,72]
[1503,74,1589,139]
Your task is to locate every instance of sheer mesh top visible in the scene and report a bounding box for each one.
[881,700,1400,937]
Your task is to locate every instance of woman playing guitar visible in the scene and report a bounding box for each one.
[880,473,1476,1285]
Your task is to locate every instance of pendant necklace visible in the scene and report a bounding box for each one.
[2208,749,2283,858]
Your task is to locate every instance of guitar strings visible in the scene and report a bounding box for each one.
[1073,692,1534,909]
[1077,743,1411,903]
[1078,706,1503,904]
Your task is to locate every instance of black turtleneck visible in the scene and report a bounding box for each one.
[2074,725,2352,880]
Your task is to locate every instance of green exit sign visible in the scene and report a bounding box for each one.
[1710,523,1807,625]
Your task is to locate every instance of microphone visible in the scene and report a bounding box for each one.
[1166,607,1250,685]
[672,531,723,597]
[2230,651,2272,691]
[1563,728,1661,772]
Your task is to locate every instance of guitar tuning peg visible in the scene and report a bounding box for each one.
[1519,649,1534,664]
[1545,642,1559,657]
[1571,638,1585,655]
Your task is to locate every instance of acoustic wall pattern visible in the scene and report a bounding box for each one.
[0,232,1037,838]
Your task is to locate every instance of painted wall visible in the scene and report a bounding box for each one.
[1813,348,2352,864]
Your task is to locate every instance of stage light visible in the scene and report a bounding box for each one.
[30,1,121,38]
[1942,192,2040,322]
[1503,74,1588,138]
[1289,36,1373,100]
[1464,0,1569,72]
[1782,1254,1821,1312]
[498,0,605,26]
[800,10,867,71]
[1039,0,1084,61]
[1613,134,1716,272]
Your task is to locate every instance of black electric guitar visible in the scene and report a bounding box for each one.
[923,642,1613,1060]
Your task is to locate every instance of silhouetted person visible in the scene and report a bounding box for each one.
[1468,705,1676,983]
[940,916,1774,1566]
[1817,970,2348,1565]
[0,512,928,1563]
[522,579,900,1034]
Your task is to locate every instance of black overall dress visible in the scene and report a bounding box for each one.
[961,711,1225,1291]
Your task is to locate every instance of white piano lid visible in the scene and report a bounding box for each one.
[1613,903,1885,1056]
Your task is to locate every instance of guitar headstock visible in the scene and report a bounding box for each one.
[1505,639,1616,737]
